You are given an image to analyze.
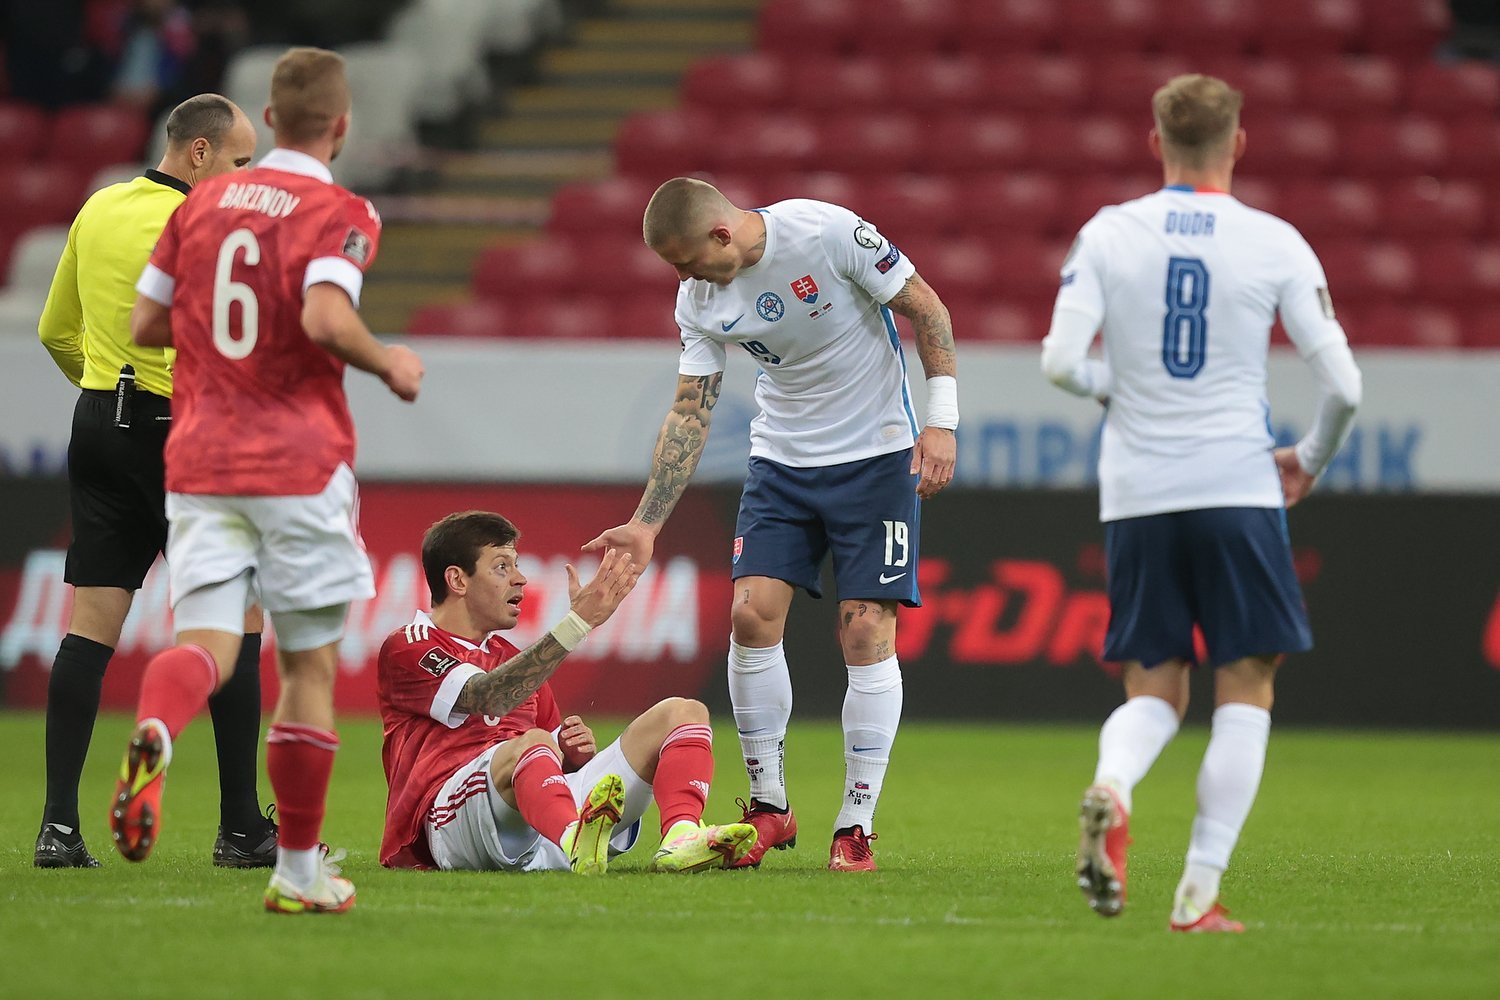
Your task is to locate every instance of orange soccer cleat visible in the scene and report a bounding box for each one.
[828,824,878,872]
[109,720,172,862]
[728,797,799,869]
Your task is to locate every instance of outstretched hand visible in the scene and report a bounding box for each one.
[912,427,956,499]
[558,715,596,770]
[1275,447,1316,508]
[564,547,640,628]
[581,520,656,570]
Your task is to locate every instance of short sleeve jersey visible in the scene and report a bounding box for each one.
[1053,187,1348,521]
[377,611,561,869]
[676,199,919,468]
[136,148,382,496]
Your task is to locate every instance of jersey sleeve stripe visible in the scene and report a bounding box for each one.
[431,663,484,728]
[303,256,365,308]
[135,263,175,306]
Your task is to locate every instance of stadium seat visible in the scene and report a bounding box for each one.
[1062,175,1159,233]
[1361,0,1449,59]
[1318,240,1418,298]
[929,113,1030,173]
[514,298,614,339]
[1383,178,1486,238]
[962,172,1065,237]
[614,110,716,178]
[983,56,1089,112]
[811,113,923,175]
[1090,57,1195,113]
[681,54,789,113]
[584,238,675,297]
[945,297,1052,342]
[335,42,423,190]
[757,0,861,55]
[1341,116,1449,177]
[1300,59,1403,115]
[916,237,999,298]
[1257,0,1363,55]
[0,164,88,228]
[759,172,862,212]
[471,238,579,300]
[46,105,148,173]
[1353,304,1463,349]
[717,112,822,176]
[789,58,889,113]
[896,55,986,112]
[613,295,676,340]
[860,0,963,54]
[959,0,1061,53]
[1246,114,1339,176]
[387,0,490,123]
[0,102,47,162]
[547,177,656,237]
[1226,59,1302,113]
[1445,120,1500,179]
[1059,0,1161,54]
[1278,178,1381,239]
[1162,0,1262,60]
[990,238,1071,297]
[1414,241,1500,302]
[1230,176,1282,216]
[406,299,514,338]
[1032,116,1146,174]
[859,175,963,240]
[0,225,69,328]
[1406,62,1500,120]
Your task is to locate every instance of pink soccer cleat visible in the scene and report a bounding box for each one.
[728,797,798,869]
[1077,784,1130,917]
[828,824,877,872]
[1170,902,1246,933]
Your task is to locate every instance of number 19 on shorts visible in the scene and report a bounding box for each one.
[882,520,910,568]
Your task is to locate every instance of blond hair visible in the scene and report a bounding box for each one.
[642,177,736,248]
[1152,74,1243,168]
[269,47,350,145]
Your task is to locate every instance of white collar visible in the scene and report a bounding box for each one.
[257,148,334,183]
[411,609,507,651]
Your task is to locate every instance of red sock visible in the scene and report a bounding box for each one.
[266,723,338,851]
[135,644,218,738]
[512,744,577,846]
[654,723,714,835]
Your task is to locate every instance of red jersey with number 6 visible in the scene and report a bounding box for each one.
[141,148,381,496]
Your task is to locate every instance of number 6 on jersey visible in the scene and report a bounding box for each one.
[213,228,260,359]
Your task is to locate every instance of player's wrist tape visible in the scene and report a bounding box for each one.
[925,375,959,430]
[550,611,593,652]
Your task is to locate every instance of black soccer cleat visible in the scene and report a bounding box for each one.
[213,808,279,869]
[34,823,102,869]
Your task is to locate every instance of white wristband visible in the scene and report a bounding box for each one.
[925,375,959,430]
[549,610,592,652]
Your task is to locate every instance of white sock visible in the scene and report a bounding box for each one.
[1092,695,1179,814]
[834,655,902,834]
[1174,702,1272,921]
[727,640,792,810]
[275,845,320,888]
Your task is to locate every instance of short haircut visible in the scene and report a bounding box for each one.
[164,93,237,149]
[1152,74,1244,168]
[269,46,350,145]
[642,177,735,248]
[421,511,520,605]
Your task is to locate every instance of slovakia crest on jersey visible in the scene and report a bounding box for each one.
[790,274,819,304]
[733,536,744,564]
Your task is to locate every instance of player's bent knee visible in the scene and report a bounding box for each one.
[661,696,709,728]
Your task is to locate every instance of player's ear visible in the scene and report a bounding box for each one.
[333,112,351,142]
[710,224,733,247]
[191,137,209,167]
[262,104,274,130]
[443,564,467,599]
[1147,128,1163,163]
[1231,127,1247,163]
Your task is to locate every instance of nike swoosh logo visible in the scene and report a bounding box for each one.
[851,745,883,753]
[878,572,907,584]
[738,728,768,735]
[721,314,745,332]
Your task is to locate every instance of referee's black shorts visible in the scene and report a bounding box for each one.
[64,388,172,590]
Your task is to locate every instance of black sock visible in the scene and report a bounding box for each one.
[42,634,114,831]
[207,632,265,833]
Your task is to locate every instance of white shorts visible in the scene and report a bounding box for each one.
[426,738,651,872]
[165,463,375,616]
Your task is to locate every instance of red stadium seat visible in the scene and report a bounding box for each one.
[987,238,1071,298]
[1256,0,1363,55]
[1341,117,1449,177]
[514,298,614,340]
[1406,63,1500,120]
[1460,310,1500,348]
[1164,0,1262,60]
[757,0,861,55]
[1245,114,1339,176]
[1362,0,1449,59]
[1300,59,1402,115]
[1383,178,1486,238]
[612,296,677,340]
[1445,120,1500,180]
[547,177,656,237]
[46,105,148,172]
[0,163,88,227]
[1277,179,1381,239]
[1062,175,1159,233]
[788,58,889,113]
[713,112,821,176]
[1031,117,1147,174]
[1059,0,1161,54]
[859,175,962,240]
[929,113,1030,173]
[963,172,1065,237]
[1091,57,1195,114]
[471,238,581,300]
[1318,240,1418,299]
[1351,304,1463,349]
[0,102,47,162]
[916,237,998,298]
[406,299,514,338]
[814,113,922,174]
[613,110,716,179]
[585,238,676,297]
[1230,176,1282,217]
[680,54,789,113]
[896,55,986,113]
[959,0,1061,53]
[983,56,1089,113]
[749,172,861,211]
[1225,59,1302,113]
[1415,241,1500,302]
[861,0,963,55]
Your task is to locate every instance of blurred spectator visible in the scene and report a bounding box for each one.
[1,0,113,107]
[108,0,196,113]
[1447,1,1500,61]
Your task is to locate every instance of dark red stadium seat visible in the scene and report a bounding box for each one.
[1277,178,1380,239]
[46,105,148,171]
[586,238,676,297]
[1351,304,1463,349]
[752,172,861,212]
[613,110,716,179]
[815,113,923,174]
[1406,62,1500,120]
[680,54,789,113]
[963,172,1065,237]
[1059,0,1161,54]
[789,58,889,113]
[1341,116,1449,177]
[1031,117,1148,175]
[757,0,861,55]
[514,299,614,340]
[1414,241,1500,302]
[1062,175,1159,233]
[1256,0,1363,55]
[0,163,88,227]
[1318,240,1418,299]
[860,0,963,55]
[1230,176,1282,217]
[406,299,514,338]
[1445,120,1500,180]
[859,175,962,240]
[613,296,677,340]
[1224,59,1301,113]
[1091,57,1195,114]
[959,0,1061,53]
[0,102,47,162]
[983,56,1089,113]
[896,55,986,113]
[1245,114,1339,176]
[1362,0,1449,59]
[987,238,1072,298]
[1383,178,1486,238]
[929,113,1030,173]
[914,237,998,298]
[1300,59,1402,115]
[718,112,821,176]
[1163,0,1262,60]
[471,238,580,300]
[547,177,656,237]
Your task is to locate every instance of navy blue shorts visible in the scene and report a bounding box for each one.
[732,449,921,606]
[1102,506,1312,668]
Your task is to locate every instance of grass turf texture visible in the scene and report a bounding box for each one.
[2,713,1497,999]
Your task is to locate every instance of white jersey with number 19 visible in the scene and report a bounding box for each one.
[1053,187,1349,522]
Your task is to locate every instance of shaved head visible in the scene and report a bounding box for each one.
[642,177,738,249]
[1152,74,1243,169]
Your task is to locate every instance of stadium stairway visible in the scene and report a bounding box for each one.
[360,0,758,334]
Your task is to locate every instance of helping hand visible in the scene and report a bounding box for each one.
[565,547,640,628]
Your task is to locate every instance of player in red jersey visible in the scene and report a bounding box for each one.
[379,510,758,875]
[109,48,425,916]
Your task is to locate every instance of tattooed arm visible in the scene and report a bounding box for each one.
[884,272,958,499]
[582,371,723,568]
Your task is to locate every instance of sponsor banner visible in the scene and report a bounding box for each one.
[2,481,1498,726]
[0,481,734,717]
[0,338,1494,490]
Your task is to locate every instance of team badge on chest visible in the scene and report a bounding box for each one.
[790,274,819,304]
[756,292,785,323]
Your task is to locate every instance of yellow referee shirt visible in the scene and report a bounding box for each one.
[37,169,192,398]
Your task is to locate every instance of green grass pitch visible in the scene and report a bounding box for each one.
[2,712,1497,998]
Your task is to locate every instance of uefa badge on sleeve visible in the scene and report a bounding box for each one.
[733,536,743,564]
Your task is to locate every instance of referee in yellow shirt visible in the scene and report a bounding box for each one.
[34,94,275,868]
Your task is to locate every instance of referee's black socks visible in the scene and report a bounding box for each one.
[42,633,113,833]
[208,632,269,834]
